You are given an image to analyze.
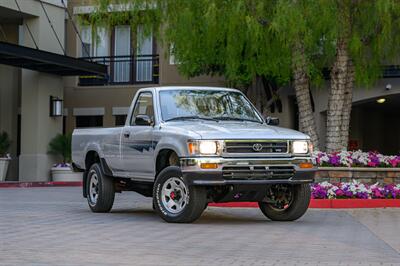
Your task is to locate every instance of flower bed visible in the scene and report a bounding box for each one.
[312,150,400,168]
[311,181,400,199]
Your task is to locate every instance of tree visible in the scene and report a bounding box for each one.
[89,0,400,152]
[48,134,72,164]
[326,0,400,152]
[271,0,337,150]
[88,0,327,148]
[0,131,11,158]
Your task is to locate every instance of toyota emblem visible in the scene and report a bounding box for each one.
[252,143,263,152]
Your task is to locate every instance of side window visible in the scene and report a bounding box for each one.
[130,92,154,126]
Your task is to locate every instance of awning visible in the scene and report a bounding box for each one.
[0,41,107,76]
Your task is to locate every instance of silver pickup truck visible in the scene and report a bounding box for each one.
[72,86,316,223]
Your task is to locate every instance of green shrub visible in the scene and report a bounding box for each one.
[48,133,72,163]
[0,131,11,158]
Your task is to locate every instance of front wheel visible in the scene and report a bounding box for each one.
[258,184,311,221]
[153,166,207,223]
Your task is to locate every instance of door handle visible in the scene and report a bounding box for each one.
[123,132,130,138]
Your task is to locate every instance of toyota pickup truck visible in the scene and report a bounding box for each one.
[72,86,316,223]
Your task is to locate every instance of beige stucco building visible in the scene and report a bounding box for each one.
[0,0,65,181]
[0,0,399,182]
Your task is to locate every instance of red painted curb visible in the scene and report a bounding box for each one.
[209,199,400,209]
[0,181,83,188]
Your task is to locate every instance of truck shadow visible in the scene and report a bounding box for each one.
[107,206,316,225]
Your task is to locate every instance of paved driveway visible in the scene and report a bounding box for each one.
[0,187,399,266]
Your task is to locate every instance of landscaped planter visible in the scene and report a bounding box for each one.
[310,199,400,208]
[51,167,82,182]
[0,158,10,181]
[315,167,400,184]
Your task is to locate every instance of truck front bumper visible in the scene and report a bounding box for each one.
[180,157,316,186]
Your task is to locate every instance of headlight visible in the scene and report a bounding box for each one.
[199,141,217,154]
[292,140,309,154]
[188,140,221,155]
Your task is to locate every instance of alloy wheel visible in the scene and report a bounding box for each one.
[161,177,189,214]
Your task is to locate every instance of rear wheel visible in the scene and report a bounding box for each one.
[153,166,207,223]
[258,184,311,221]
[86,163,115,213]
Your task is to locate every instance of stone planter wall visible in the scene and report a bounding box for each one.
[315,167,400,184]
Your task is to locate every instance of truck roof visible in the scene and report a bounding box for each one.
[147,86,240,93]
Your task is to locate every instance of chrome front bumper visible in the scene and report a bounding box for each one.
[180,156,316,185]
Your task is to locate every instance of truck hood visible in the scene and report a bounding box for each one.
[162,121,309,140]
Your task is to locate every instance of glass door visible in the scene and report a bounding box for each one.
[136,25,153,82]
[114,25,131,83]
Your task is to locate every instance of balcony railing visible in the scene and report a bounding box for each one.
[78,54,159,86]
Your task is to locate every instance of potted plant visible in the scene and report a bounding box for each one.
[48,133,82,182]
[0,131,11,181]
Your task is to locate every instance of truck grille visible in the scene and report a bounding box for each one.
[222,165,295,180]
[225,140,288,154]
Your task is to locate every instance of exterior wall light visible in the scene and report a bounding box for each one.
[376,98,386,104]
[50,96,63,117]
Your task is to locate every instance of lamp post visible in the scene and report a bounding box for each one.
[50,96,63,117]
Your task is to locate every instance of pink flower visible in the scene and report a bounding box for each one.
[388,159,399,167]
[335,189,344,197]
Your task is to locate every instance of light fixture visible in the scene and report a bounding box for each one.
[376,98,386,104]
[50,96,63,117]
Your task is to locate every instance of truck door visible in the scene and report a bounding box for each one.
[121,92,155,180]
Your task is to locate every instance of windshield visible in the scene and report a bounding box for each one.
[159,89,263,123]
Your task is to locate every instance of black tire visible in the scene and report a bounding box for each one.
[86,163,115,213]
[153,166,207,223]
[258,184,311,221]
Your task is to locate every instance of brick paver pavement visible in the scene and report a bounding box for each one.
[0,187,399,266]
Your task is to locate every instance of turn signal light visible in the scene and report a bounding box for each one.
[299,162,313,169]
[188,142,196,154]
[200,163,218,169]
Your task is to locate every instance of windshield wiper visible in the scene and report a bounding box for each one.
[165,115,218,122]
[213,116,262,124]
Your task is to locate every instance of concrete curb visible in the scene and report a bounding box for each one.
[0,181,83,188]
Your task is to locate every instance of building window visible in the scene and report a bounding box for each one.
[113,25,131,82]
[94,27,110,57]
[80,26,110,58]
[115,115,127,126]
[76,116,103,128]
[80,25,92,57]
[136,25,153,82]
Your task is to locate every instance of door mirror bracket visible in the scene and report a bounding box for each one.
[265,116,279,126]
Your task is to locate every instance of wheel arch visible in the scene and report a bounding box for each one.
[155,148,180,177]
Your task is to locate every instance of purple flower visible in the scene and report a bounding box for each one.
[329,154,341,166]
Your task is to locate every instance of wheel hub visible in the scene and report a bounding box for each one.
[161,177,188,214]
[170,191,176,200]
[88,170,99,205]
[266,184,294,211]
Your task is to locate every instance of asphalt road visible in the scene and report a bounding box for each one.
[0,187,399,266]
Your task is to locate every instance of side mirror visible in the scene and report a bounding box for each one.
[265,116,279,126]
[135,114,153,126]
